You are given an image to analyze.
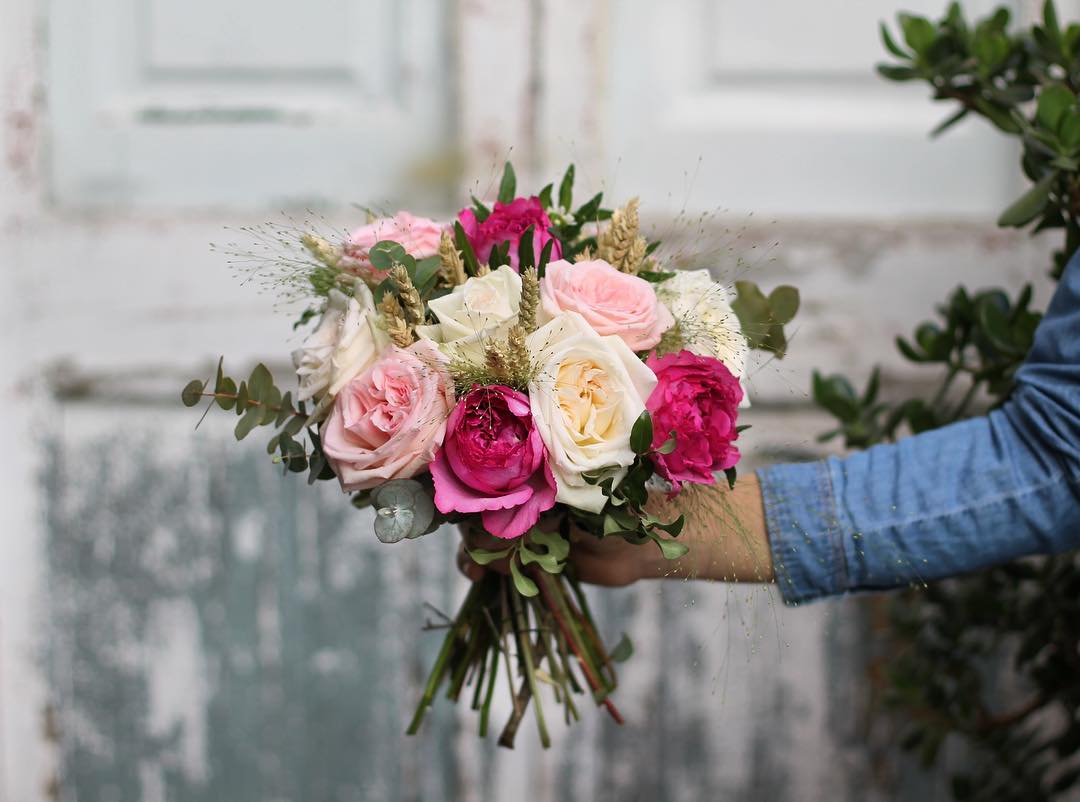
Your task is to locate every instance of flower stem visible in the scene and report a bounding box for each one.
[406,581,479,735]
[509,587,550,748]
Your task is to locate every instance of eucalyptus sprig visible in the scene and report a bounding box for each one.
[181,358,336,484]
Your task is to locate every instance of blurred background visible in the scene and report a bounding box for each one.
[0,1,1067,801]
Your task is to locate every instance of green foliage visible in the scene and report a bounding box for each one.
[811,4,1080,799]
[370,479,438,543]
[878,0,1080,278]
[731,281,800,357]
[181,359,338,485]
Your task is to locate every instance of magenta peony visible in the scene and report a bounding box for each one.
[457,197,562,271]
[430,385,556,539]
[645,350,743,491]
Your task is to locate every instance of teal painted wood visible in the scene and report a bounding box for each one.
[41,424,955,802]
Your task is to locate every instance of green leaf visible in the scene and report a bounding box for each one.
[248,363,273,403]
[880,21,911,59]
[876,64,918,81]
[216,377,237,410]
[453,221,482,276]
[467,545,513,565]
[1044,0,1062,46]
[517,225,535,271]
[368,240,409,272]
[234,404,262,440]
[899,13,935,54]
[470,195,491,222]
[653,536,689,561]
[413,256,441,296]
[929,107,969,138]
[181,379,205,407]
[997,172,1057,227]
[528,528,570,562]
[537,238,555,275]
[370,479,436,543]
[558,163,575,210]
[497,161,516,204]
[768,286,800,323]
[637,269,677,283]
[610,634,634,663]
[537,183,553,208]
[510,556,539,597]
[724,467,737,490]
[1036,84,1074,133]
[656,432,677,455]
[630,410,653,454]
[519,544,563,574]
[972,97,1021,134]
[574,192,604,222]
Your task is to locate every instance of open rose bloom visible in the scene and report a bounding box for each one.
[182,161,796,749]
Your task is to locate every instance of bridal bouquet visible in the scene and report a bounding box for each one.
[182,163,798,747]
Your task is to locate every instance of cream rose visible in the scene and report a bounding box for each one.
[527,312,657,512]
[292,281,389,402]
[539,258,674,351]
[416,265,521,361]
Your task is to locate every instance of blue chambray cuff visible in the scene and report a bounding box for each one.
[756,459,850,605]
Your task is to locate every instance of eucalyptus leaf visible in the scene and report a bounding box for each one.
[181,379,205,407]
[370,479,436,543]
[610,634,634,663]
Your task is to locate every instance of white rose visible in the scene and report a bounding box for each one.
[416,266,521,360]
[527,312,657,513]
[292,281,388,402]
[657,269,750,405]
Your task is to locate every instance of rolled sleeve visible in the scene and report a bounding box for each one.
[757,459,848,605]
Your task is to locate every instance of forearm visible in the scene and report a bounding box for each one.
[643,475,774,583]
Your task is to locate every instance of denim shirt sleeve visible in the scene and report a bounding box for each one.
[758,253,1080,605]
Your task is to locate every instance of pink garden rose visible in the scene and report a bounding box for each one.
[430,385,557,539]
[645,350,743,491]
[321,340,454,491]
[540,258,674,351]
[457,197,562,271]
[341,211,444,281]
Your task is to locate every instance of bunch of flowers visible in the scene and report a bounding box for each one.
[182,163,798,747]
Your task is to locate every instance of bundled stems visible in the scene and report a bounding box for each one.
[406,570,623,748]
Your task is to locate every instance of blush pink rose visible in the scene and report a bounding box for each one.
[457,197,562,271]
[645,350,743,491]
[430,385,557,539]
[321,340,454,491]
[540,259,674,351]
[341,211,444,281]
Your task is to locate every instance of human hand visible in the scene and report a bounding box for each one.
[456,522,676,587]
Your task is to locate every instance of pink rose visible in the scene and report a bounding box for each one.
[457,197,562,271]
[645,350,743,491]
[321,340,454,491]
[540,258,674,351]
[341,211,444,281]
[430,385,556,539]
